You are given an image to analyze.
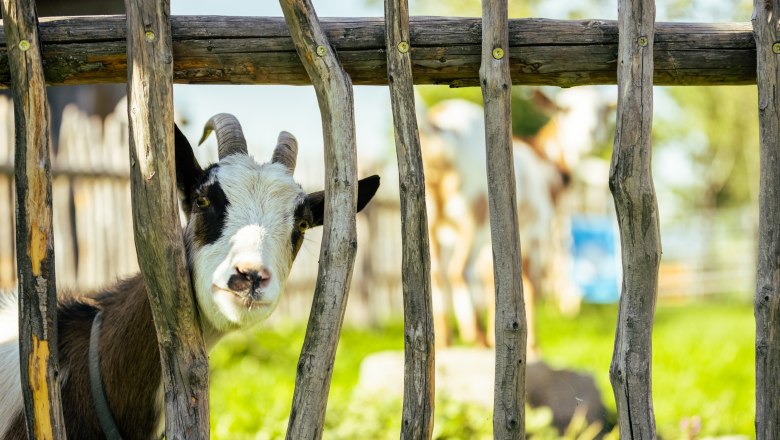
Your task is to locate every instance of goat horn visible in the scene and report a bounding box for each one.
[272,131,298,172]
[198,113,248,159]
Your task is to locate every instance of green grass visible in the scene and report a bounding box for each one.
[208,299,755,439]
[536,300,755,438]
[209,322,405,439]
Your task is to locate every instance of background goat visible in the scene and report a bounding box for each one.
[0,114,379,440]
[420,95,598,351]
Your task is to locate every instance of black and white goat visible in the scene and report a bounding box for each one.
[0,114,379,440]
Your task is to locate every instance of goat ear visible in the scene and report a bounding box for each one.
[174,124,204,211]
[306,175,380,227]
[356,175,380,213]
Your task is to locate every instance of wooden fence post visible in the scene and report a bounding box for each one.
[1,0,68,438]
[479,1,527,439]
[608,0,660,438]
[124,0,210,438]
[751,0,780,437]
[384,0,436,438]
[279,1,360,438]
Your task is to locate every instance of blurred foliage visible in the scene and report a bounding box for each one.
[543,0,751,20]
[208,300,753,438]
[418,86,551,138]
[654,86,760,210]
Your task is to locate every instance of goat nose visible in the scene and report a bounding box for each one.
[234,263,271,290]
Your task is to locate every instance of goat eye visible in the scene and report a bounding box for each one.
[195,196,211,209]
[297,219,309,232]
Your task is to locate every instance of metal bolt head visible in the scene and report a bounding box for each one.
[18,40,30,51]
[145,31,156,42]
[637,36,648,47]
[773,42,780,54]
[492,47,505,60]
[316,45,327,57]
[397,41,409,53]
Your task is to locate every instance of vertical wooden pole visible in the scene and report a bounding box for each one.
[124,0,210,438]
[752,1,780,438]
[480,1,527,439]
[1,0,68,438]
[279,1,359,438]
[385,0,436,438]
[608,0,659,438]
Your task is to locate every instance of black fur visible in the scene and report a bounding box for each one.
[305,175,380,227]
[291,199,314,256]
[190,172,230,247]
[174,124,204,213]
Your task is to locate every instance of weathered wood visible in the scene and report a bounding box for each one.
[0,16,759,87]
[124,0,209,439]
[752,1,780,438]
[480,1,527,439]
[1,0,68,438]
[385,0,435,438]
[607,0,660,438]
[279,1,359,439]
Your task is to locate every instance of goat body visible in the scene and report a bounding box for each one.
[1,277,165,439]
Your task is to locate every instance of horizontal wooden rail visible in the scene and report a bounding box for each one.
[0,15,756,87]
[0,164,129,178]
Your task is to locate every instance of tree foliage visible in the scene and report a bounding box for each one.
[655,86,759,210]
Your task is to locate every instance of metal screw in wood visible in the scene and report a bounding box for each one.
[18,40,30,51]
[773,42,780,54]
[638,36,648,46]
[145,31,155,42]
[492,47,504,59]
[316,45,326,56]
[397,41,409,53]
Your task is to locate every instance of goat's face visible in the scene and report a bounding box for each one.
[175,115,379,331]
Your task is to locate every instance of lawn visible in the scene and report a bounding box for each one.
[208,299,755,439]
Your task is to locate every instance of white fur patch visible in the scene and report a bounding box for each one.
[0,294,22,438]
[190,157,304,331]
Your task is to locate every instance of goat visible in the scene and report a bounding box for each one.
[420,97,587,351]
[0,114,380,440]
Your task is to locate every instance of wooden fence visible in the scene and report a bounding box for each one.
[2,0,779,438]
[0,99,136,294]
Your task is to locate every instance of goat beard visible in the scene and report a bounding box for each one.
[241,296,255,312]
[241,290,263,310]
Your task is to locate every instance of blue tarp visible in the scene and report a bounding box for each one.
[570,216,621,303]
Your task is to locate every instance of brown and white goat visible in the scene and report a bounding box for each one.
[0,114,380,440]
[420,97,588,351]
